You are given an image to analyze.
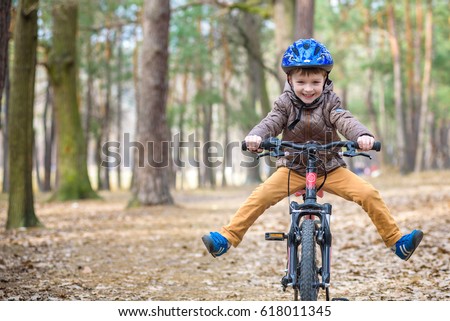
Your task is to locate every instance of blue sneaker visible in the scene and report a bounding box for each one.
[392,230,423,261]
[202,232,230,258]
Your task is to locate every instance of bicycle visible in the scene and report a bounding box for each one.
[242,137,381,301]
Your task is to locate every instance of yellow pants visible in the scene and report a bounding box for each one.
[221,167,402,248]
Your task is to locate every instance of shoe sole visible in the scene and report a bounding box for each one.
[201,235,217,258]
[404,230,423,261]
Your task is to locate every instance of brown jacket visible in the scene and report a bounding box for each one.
[249,79,373,176]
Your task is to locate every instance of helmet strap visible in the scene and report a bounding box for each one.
[324,72,330,90]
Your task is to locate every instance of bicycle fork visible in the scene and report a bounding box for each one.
[318,203,332,288]
[265,202,333,296]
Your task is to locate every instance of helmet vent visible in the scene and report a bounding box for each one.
[303,43,310,50]
[314,45,321,55]
[292,46,300,56]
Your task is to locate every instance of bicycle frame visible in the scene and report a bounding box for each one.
[257,137,380,300]
[283,146,333,300]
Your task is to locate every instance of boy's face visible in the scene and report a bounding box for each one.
[289,70,326,104]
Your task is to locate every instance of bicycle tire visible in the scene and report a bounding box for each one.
[298,219,319,301]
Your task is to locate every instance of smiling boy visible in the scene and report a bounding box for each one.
[202,38,423,261]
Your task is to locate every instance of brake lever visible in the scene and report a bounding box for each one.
[342,151,372,159]
[256,152,270,159]
[358,152,372,159]
[257,147,286,159]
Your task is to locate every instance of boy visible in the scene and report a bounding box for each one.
[202,38,423,261]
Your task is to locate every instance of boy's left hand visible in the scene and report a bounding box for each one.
[357,135,375,151]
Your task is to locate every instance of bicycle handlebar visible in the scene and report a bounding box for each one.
[241,137,381,157]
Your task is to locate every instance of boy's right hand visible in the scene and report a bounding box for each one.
[245,135,263,153]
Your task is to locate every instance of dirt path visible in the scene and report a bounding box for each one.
[1,171,449,301]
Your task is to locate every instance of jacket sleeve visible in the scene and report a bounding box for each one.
[248,97,289,139]
[327,94,374,141]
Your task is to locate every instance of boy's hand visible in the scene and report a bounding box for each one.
[357,135,375,151]
[245,135,263,153]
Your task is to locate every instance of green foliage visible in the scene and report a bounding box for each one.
[25,0,450,189]
[170,4,215,75]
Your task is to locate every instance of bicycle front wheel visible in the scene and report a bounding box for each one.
[298,219,319,301]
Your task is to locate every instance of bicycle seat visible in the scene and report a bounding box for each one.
[294,189,324,198]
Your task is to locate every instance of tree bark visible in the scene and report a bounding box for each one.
[221,29,232,187]
[2,63,9,193]
[0,1,11,187]
[7,0,41,229]
[403,0,416,168]
[84,35,94,161]
[387,2,407,173]
[361,0,381,141]
[49,0,98,200]
[273,0,295,89]
[130,0,173,206]
[116,28,123,190]
[295,0,314,39]
[0,0,11,106]
[414,0,433,172]
[240,11,266,184]
[42,84,55,191]
[99,30,114,191]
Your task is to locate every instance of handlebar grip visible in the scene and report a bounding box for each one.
[242,140,270,150]
[355,141,381,151]
[241,141,247,151]
[372,141,381,151]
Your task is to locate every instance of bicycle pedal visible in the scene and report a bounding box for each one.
[265,232,286,241]
[331,297,349,301]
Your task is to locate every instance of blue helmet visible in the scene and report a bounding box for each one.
[281,38,333,74]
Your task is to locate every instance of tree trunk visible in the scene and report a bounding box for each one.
[130,0,173,206]
[413,1,424,136]
[439,120,450,168]
[49,0,98,200]
[414,0,433,172]
[174,73,188,190]
[0,1,11,190]
[403,0,416,169]
[378,76,392,164]
[116,28,123,190]
[84,35,94,158]
[203,102,216,188]
[273,0,295,89]
[7,0,41,229]
[34,129,43,191]
[2,62,9,193]
[387,2,407,173]
[295,0,314,39]
[131,40,140,191]
[0,0,11,106]
[221,30,232,187]
[99,31,114,191]
[240,11,266,184]
[361,0,381,141]
[42,84,55,191]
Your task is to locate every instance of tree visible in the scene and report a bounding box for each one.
[273,0,295,88]
[6,0,41,229]
[48,0,98,200]
[130,0,173,205]
[414,0,433,172]
[0,0,11,102]
[386,1,407,173]
[295,0,314,38]
[0,0,12,193]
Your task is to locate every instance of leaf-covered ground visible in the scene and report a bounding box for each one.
[0,171,449,301]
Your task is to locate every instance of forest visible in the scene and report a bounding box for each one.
[0,0,449,303]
